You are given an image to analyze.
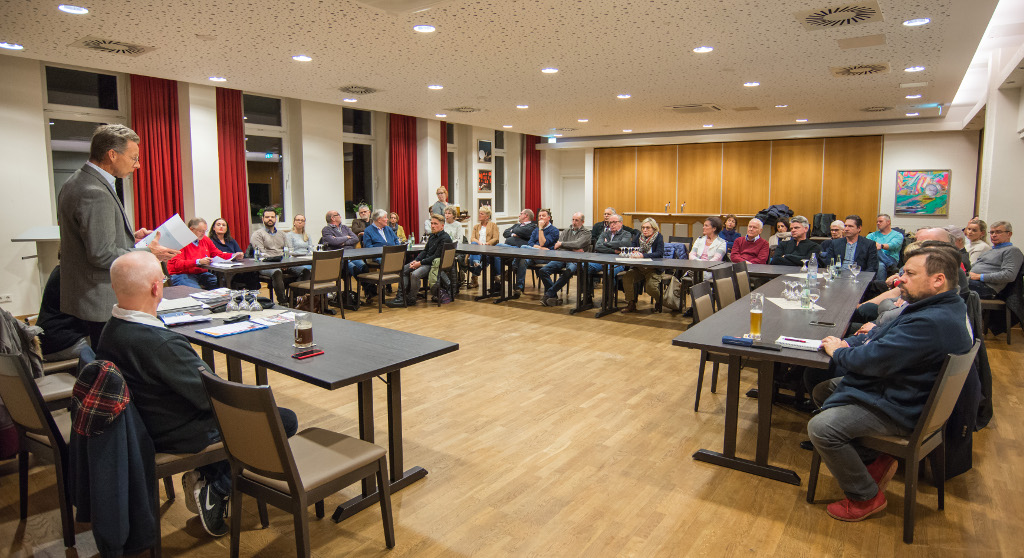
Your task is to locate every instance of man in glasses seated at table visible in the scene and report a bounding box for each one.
[967,220,1023,299]
[97,251,299,538]
[512,208,559,298]
[807,245,972,523]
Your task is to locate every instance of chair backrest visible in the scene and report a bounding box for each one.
[710,267,737,309]
[732,261,751,297]
[439,242,457,271]
[689,281,715,324]
[908,340,982,446]
[310,248,344,283]
[200,371,302,490]
[379,245,408,276]
[0,353,60,440]
[669,236,693,245]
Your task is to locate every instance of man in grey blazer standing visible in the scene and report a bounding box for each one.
[57,124,178,345]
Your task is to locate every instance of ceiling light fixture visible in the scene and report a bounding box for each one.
[292,55,312,62]
[744,82,760,87]
[516,104,529,109]
[436,113,446,118]
[775,104,788,108]
[502,125,512,128]
[693,46,713,53]
[904,66,925,72]
[906,112,919,117]
[553,133,563,137]
[796,119,808,122]
[703,124,713,128]
[617,94,631,99]
[902,18,930,26]
[427,84,443,90]
[413,25,436,33]
[58,4,89,14]
[208,76,227,82]
[0,42,25,50]
[343,98,357,103]
[577,119,588,123]
[541,68,558,74]
[622,129,632,132]
[905,94,922,99]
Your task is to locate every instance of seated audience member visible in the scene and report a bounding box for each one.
[389,214,451,307]
[321,209,367,277]
[362,208,401,248]
[286,214,313,280]
[621,218,665,313]
[389,211,408,243]
[351,203,371,239]
[250,208,297,302]
[965,218,990,266]
[816,221,845,263]
[443,206,463,244]
[168,218,241,289]
[829,220,844,239]
[943,225,971,272]
[690,217,728,279]
[866,214,903,274]
[807,245,972,522]
[769,215,818,266]
[817,215,878,276]
[513,209,559,297]
[719,214,741,252]
[730,217,769,264]
[968,220,1024,299]
[592,207,616,243]
[429,187,449,219]
[587,214,633,296]
[467,206,499,288]
[493,209,537,286]
[96,251,299,537]
[538,212,590,306]
[208,217,259,290]
[768,217,791,248]
[36,264,90,361]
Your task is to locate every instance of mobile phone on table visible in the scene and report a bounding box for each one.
[809,320,836,327]
[291,348,324,359]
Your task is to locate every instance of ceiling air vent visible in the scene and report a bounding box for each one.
[862,106,893,112]
[733,106,759,112]
[445,106,481,113]
[795,2,883,30]
[339,85,378,95]
[830,63,890,77]
[667,103,722,114]
[70,36,153,56]
[551,128,577,133]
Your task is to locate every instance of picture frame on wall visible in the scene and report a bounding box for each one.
[477,140,492,164]
[894,169,951,215]
[478,169,492,193]
[478,198,492,211]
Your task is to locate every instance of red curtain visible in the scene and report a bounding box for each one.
[440,121,448,190]
[216,88,250,250]
[389,114,420,238]
[524,135,542,214]
[129,75,183,231]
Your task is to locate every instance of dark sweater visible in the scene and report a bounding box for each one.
[630,232,665,258]
[504,221,537,247]
[96,317,219,454]
[416,231,452,266]
[37,265,90,355]
[825,289,973,432]
[769,238,820,266]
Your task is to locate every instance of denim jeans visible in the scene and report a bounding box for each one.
[969,279,999,299]
[586,262,624,290]
[170,272,219,290]
[201,407,299,498]
[537,260,575,296]
[514,246,539,289]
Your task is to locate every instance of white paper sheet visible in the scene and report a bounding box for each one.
[766,297,825,311]
[134,213,195,251]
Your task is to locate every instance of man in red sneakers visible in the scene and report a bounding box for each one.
[807,244,973,521]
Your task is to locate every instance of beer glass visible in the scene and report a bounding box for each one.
[749,292,764,340]
[294,312,313,348]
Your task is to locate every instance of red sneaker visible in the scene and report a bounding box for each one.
[826,489,887,522]
[866,454,898,491]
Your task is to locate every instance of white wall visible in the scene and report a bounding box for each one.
[295,100,345,221]
[416,117,442,240]
[540,148,586,227]
[880,131,981,232]
[178,82,221,223]
[0,56,56,315]
[978,86,1024,226]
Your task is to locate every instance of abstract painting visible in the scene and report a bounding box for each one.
[894,170,950,215]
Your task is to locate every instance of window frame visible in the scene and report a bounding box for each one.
[243,93,290,232]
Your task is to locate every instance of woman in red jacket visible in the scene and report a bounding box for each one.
[167,218,242,289]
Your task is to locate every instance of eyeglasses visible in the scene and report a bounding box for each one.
[119,151,140,164]
[990,229,1008,235]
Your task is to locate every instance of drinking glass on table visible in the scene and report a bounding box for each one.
[808,287,820,310]
[849,262,861,282]
[749,292,764,340]
[226,290,240,312]
[294,312,313,348]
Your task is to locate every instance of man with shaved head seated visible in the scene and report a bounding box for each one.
[96,251,297,537]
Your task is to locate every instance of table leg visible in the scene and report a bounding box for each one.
[200,347,215,371]
[570,263,594,314]
[493,257,511,304]
[226,356,243,384]
[594,263,621,318]
[255,365,268,386]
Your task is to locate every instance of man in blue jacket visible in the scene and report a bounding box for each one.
[361,208,401,248]
[807,245,973,522]
[817,215,878,278]
[512,208,559,298]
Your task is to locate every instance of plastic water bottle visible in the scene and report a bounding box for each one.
[808,253,818,286]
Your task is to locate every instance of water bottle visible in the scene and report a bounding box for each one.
[808,253,818,286]
[254,246,262,262]
[283,244,290,259]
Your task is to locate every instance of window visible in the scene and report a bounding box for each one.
[494,130,504,150]
[446,122,455,145]
[494,155,505,213]
[447,151,456,205]
[242,94,282,126]
[245,136,285,224]
[49,118,125,202]
[344,143,373,218]
[343,108,372,135]
[45,66,118,110]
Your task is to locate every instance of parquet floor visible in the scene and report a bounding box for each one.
[1,286,1021,557]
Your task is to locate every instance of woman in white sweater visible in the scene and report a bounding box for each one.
[690,216,728,280]
[965,218,991,265]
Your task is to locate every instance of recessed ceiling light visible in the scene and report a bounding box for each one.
[413,25,436,33]
[208,76,227,82]
[343,98,357,103]
[577,119,588,123]
[703,124,713,128]
[58,4,89,14]
[693,46,714,53]
[0,42,25,50]
[553,133,563,137]
[796,119,808,122]
[617,94,631,99]
[905,94,922,99]
[502,125,512,128]
[516,104,529,109]
[775,104,788,108]
[427,84,443,90]
[744,82,760,87]
[622,129,632,132]
[541,68,559,74]
[906,112,920,117]
[903,18,930,26]
[292,55,312,62]
[435,113,446,118]
[904,66,926,72]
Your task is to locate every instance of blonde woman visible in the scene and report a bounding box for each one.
[621,217,665,313]
[965,218,990,265]
[443,206,463,243]
[389,211,408,243]
[467,206,499,288]
[286,214,313,279]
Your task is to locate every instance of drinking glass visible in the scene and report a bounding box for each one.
[808,287,820,310]
[800,259,809,273]
[226,290,240,312]
[749,293,764,340]
[850,262,861,282]
[248,290,263,311]
[294,312,313,348]
[238,291,252,312]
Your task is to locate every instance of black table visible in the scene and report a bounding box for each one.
[456,243,594,311]
[584,253,724,317]
[671,270,872,484]
[743,263,801,278]
[200,255,313,288]
[162,286,459,521]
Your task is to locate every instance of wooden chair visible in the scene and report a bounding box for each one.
[0,353,75,549]
[732,261,751,298]
[200,372,395,558]
[355,245,407,313]
[288,249,345,319]
[668,236,693,245]
[690,281,729,412]
[806,340,982,544]
[710,266,738,310]
[979,299,1012,344]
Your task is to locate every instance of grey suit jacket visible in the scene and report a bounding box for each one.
[58,164,135,322]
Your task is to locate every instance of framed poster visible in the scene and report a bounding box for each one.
[478,169,492,193]
[894,170,950,215]
[477,140,492,163]
[478,198,492,211]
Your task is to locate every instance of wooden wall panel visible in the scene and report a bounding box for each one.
[769,138,825,220]
[635,145,677,213]
[721,141,770,215]
[822,136,883,232]
[595,147,637,218]
[677,143,723,214]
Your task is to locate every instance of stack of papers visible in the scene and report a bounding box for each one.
[190,288,232,300]
[209,256,242,268]
[776,336,823,351]
[134,214,195,251]
[196,321,268,338]
[159,312,211,326]
[157,297,204,313]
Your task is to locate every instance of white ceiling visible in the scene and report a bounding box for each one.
[0,0,1004,138]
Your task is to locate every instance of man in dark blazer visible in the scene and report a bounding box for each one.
[57,124,177,345]
[817,215,878,275]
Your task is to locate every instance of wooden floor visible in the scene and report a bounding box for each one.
[2,286,1022,557]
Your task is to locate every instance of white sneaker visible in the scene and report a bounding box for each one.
[181,470,201,514]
